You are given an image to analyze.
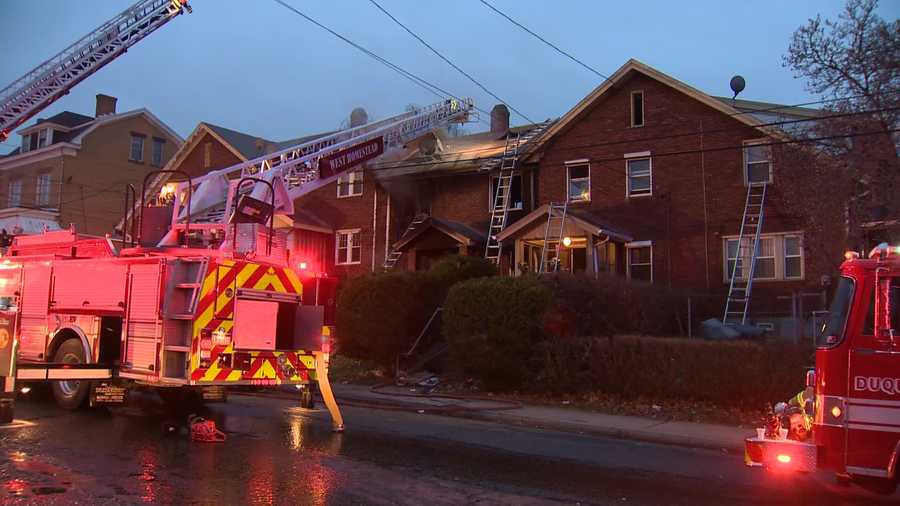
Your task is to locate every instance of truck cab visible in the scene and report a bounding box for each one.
[746,244,900,493]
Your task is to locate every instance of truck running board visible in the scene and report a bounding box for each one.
[16,363,114,381]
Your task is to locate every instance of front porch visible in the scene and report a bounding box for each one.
[497,204,636,277]
[391,215,485,271]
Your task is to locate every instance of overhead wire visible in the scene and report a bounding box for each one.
[270,0,492,125]
[368,0,534,124]
[478,0,610,80]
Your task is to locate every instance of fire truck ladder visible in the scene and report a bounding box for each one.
[161,257,208,381]
[538,202,568,273]
[383,213,430,270]
[723,182,768,325]
[164,99,475,243]
[484,122,552,264]
[0,0,192,142]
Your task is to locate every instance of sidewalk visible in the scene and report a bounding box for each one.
[329,384,749,453]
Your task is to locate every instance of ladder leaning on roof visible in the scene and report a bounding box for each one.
[383,213,430,270]
[484,121,552,265]
[722,182,768,325]
[538,202,568,273]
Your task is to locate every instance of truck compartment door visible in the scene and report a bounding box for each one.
[19,263,50,360]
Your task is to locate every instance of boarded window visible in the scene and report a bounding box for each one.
[631,91,644,127]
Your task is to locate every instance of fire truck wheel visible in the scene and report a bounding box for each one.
[50,339,91,410]
[299,387,315,409]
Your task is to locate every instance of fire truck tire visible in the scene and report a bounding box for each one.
[851,474,898,495]
[300,388,315,409]
[50,339,91,410]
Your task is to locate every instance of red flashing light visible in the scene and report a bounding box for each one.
[776,454,791,464]
[298,262,308,270]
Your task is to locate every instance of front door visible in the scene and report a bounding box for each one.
[845,272,900,475]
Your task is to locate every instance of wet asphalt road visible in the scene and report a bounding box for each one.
[1,391,898,505]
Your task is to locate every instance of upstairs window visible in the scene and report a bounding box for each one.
[625,153,652,197]
[35,173,51,207]
[152,138,165,167]
[7,179,21,207]
[130,134,145,162]
[37,128,48,149]
[631,91,644,127]
[489,174,523,210]
[21,134,31,153]
[337,170,363,198]
[335,229,361,265]
[744,140,772,185]
[566,161,590,203]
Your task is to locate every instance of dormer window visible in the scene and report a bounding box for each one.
[21,134,31,153]
[631,91,644,127]
[37,128,48,148]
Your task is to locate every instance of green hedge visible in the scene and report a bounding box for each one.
[443,275,552,390]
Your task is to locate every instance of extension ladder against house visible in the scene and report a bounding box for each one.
[539,202,568,273]
[484,121,553,264]
[723,183,768,325]
[383,213,429,270]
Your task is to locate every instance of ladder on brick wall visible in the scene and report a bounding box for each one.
[484,121,553,265]
[538,202,568,273]
[723,183,768,325]
[383,213,429,270]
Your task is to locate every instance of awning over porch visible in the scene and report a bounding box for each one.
[495,204,633,243]
[393,216,486,251]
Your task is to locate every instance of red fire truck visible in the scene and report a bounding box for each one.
[745,243,900,493]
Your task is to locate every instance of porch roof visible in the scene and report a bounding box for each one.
[393,216,486,251]
[495,204,633,243]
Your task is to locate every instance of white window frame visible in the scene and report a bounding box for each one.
[7,179,22,208]
[337,170,363,198]
[630,90,644,127]
[335,229,361,265]
[37,128,48,149]
[722,232,804,282]
[783,234,804,280]
[151,137,165,167]
[566,160,591,203]
[21,134,30,153]
[488,173,523,211]
[743,139,773,185]
[130,134,145,162]
[35,173,51,207]
[625,151,652,197]
[626,240,653,283]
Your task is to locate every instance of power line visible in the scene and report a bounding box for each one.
[270,0,493,123]
[368,0,534,124]
[478,0,609,80]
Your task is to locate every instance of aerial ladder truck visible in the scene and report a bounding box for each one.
[0,0,475,428]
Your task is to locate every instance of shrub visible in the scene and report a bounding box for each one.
[335,271,437,371]
[537,335,811,408]
[443,275,552,390]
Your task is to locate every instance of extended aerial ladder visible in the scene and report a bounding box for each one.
[146,99,475,250]
[0,0,192,142]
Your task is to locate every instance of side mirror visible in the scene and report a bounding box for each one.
[805,369,816,389]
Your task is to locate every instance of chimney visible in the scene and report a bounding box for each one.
[95,94,117,117]
[490,104,510,134]
[349,107,368,128]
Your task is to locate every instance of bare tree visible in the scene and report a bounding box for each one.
[780,0,899,260]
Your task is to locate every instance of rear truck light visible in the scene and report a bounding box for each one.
[744,436,817,473]
[831,406,842,418]
[321,334,331,354]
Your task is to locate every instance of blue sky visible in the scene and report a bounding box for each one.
[2,0,897,148]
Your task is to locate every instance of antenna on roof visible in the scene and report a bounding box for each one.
[730,75,746,100]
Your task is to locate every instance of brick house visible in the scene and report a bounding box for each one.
[0,94,182,237]
[148,59,837,331]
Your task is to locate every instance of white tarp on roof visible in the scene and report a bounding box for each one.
[0,215,61,235]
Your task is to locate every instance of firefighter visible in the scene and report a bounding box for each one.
[781,386,814,441]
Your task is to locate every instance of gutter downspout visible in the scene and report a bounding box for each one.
[700,120,710,290]
[371,182,378,272]
[384,193,391,261]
